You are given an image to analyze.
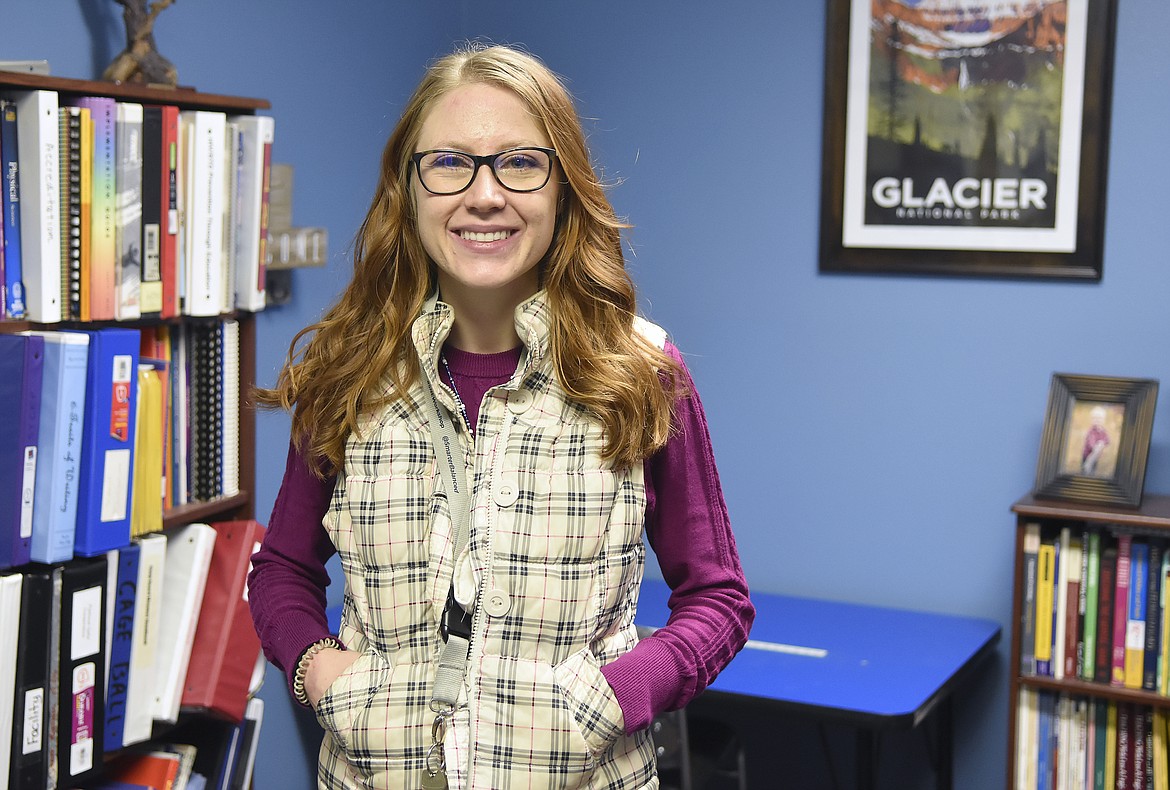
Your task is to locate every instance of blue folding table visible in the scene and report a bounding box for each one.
[636,579,1001,790]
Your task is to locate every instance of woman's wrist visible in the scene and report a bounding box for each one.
[292,637,343,705]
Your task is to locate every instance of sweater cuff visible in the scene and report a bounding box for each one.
[600,638,685,734]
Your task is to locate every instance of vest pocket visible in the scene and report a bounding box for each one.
[552,647,626,755]
[314,649,389,751]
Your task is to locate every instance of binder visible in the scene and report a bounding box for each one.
[104,543,139,752]
[123,532,166,747]
[55,557,108,784]
[10,568,52,790]
[0,572,22,788]
[181,519,264,722]
[74,327,140,557]
[27,330,90,564]
[153,522,215,724]
[0,333,44,569]
[229,696,264,790]
[129,363,165,538]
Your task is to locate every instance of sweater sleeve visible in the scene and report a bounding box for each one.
[247,439,339,702]
[599,343,755,734]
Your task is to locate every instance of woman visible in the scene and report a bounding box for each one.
[248,43,754,789]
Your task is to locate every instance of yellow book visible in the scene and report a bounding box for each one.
[1106,701,1117,790]
[1153,708,1168,790]
[129,365,164,537]
[1035,542,1056,668]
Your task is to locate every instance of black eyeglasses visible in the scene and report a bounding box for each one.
[410,147,557,195]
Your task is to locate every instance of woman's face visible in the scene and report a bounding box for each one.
[411,82,560,309]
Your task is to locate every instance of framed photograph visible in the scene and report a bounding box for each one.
[1034,374,1159,507]
[818,0,1118,280]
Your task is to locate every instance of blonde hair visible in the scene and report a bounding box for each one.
[257,43,682,475]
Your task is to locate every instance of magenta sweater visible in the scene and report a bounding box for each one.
[247,341,754,734]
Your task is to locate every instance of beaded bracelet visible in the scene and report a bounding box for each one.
[292,637,343,705]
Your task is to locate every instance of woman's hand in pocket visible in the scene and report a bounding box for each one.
[306,647,362,708]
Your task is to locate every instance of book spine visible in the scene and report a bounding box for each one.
[81,97,117,322]
[1127,540,1150,690]
[1021,522,1040,675]
[1035,537,1057,677]
[180,111,226,317]
[61,107,83,320]
[1145,539,1165,692]
[1083,528,1101,681]
[103,544,138,752]
[114,102,143,321]
[1095,545,1118,685]
[10,89,61,323]
[0,99,25,319]
[140,106,163,318]
[1113,532,1134,686]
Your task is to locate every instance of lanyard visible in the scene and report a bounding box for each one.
[420,367,473,712]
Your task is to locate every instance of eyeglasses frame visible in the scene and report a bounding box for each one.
[410,146,558,195]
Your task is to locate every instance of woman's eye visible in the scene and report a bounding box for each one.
[428,153,471,170]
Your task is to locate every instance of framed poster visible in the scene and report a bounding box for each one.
[818,0,1118,280]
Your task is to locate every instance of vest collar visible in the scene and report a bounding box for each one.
[411,290,552,391]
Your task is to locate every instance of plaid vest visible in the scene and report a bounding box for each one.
[315,292,659,789]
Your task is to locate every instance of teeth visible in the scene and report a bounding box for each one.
[460,230,512,242]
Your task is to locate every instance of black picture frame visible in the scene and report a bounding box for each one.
[1034,374,1159,508]
[818,0,1118,280]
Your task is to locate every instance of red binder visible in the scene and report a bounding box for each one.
[180,519,265,722]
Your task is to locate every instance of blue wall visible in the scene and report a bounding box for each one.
[9,1,1170,787]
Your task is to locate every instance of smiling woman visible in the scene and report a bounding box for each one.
[247,43,754,790]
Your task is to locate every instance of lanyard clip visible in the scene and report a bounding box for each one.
[440,587,473,642]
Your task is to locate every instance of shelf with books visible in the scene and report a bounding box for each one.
[1009,493,1170,789]
[0,71,268,790]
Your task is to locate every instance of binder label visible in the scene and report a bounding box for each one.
[110,353,133,441]
[71,585,103,660]
[70,661,96,775]
[100,448,132,522]
[20,445,35,538]
[21,687,43,754]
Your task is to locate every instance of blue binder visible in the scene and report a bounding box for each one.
[29,330,90,563]
[74,328,140,557]
[0,332,43,568]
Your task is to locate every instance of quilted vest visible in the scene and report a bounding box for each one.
[314,291,660,789]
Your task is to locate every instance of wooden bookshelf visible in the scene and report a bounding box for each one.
[0,69,266,784]
[1008,493,1170,787]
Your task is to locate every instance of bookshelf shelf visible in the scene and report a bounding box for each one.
[1008,493,1170,787]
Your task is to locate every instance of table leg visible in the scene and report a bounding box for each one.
[934,698,954,790]
[856,729,877,790]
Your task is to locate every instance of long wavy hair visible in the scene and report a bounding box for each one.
[257,44,682,476]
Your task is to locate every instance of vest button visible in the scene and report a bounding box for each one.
[494,482,519,508]
[484,590,511,617]
[507,390,533,414]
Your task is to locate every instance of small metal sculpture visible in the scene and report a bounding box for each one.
[103,0,178,87]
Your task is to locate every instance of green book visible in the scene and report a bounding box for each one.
[1082,528,1101,680]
